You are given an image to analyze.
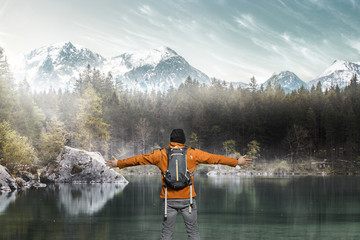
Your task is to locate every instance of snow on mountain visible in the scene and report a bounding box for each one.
[262,71,309,93]
[102,46,210,92]
[10,43,214,92]
[229,81,249,89]
[11,42,106,91]
[9,42,360,94]
[308,60,360,91]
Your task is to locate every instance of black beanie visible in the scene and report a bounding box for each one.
[170,129,186,144]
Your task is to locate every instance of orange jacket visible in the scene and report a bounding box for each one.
[117,142,238,199]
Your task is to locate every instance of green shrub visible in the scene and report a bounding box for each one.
[0,121,38,172]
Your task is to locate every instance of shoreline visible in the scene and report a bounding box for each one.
[118,169,360,177]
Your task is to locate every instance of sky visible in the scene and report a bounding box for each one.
[1,0,360,83]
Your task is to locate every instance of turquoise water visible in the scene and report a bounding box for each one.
[0,175,359,239]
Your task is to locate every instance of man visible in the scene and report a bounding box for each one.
[106,129,252,240]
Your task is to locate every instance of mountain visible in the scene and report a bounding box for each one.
[229,81,249,89]
[308,60,360,91]
[10,43,360,93]
[102,46,210,92]
[11,42,106,90]
[262,71,309,93]
[10,43,213,92]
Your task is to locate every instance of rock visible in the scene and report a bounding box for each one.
[41,146,128,184]
[15,170,38,189]
[17,170,36,182]
[0,165,19,192]
[15,177,26,188]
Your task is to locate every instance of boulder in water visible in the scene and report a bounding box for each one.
[0,165,18,192]
[41,146,128,184]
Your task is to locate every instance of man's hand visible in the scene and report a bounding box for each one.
[237,155,252,166]
[105,156,118,168]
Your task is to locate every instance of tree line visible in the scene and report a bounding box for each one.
[1,47,360,173]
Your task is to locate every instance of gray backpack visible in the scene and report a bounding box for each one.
[163,147,192,189]
[163,147,194,218]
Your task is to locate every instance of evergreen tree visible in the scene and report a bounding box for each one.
[246,140,261,166]
[76,83,110,153]
[249,76,258,92]
[14,79,45,145]
[285,124,309,168]
[38,118,68,165]
[189,132,200,149]
[135,118,151,154]
[223,140,236,156]
[74,64,92,95]
[0,47,16,122]
[350,74,357,87]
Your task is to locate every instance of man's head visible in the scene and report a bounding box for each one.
[170,129,186,144]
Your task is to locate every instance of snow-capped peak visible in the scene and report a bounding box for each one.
[318,60,360,78]
[112,46,178,68]
[104,45,210,92]
[308,60,360,91]
[10,41,106,91]
[51,41,84,49]
[10,43,211,92]
[263,71,308,93]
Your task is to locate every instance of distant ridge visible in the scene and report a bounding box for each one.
[11,42,105,91]
[308,60,360,91]
[9,42,360,93]
[262,71,309,93]
[10,42,211,92]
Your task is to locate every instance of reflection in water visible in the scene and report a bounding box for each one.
[58,183,127,216]
[0,191,17,215]
[197,176,360,240]
[206,174,243,187]
[0,176,359,240]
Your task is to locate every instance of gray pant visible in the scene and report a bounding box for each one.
[160,198,201,240]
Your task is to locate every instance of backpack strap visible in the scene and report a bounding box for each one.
[164,186,168,219]
[189,185,193,214]
[161,148,169,186]
[163,147,171,219]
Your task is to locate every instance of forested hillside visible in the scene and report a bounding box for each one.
[1,47,360,174]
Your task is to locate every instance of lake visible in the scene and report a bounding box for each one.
[0,175,359,240]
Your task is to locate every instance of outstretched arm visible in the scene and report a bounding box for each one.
[105,150,162,169]
[193,148,251,167]
[237,155,252,166]
[105,156,118,168]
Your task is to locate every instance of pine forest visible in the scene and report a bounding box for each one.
[1,47,360,175]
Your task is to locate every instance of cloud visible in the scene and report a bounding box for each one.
[345,38,360,55]
[232,12,286,39]
[209,52,274,82]
[139,5,153,16]
[281,33,290,42]
[234,14,258,31]
[350,0,359,8]
[307,0,325,7]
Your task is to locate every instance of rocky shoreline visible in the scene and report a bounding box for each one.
[0,165,45,192]
[0,146,128,193]
[2,147,357,192]
[40,146,128,184]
